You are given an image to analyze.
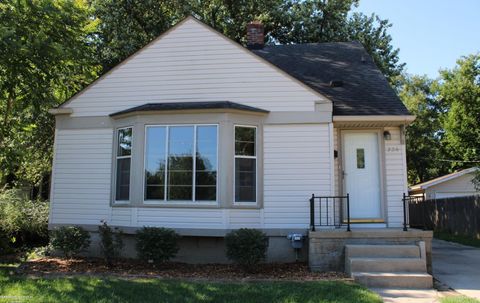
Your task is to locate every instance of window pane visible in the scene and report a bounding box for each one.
[196,186,216,201]
[117,128,132,156]
[168,186,193,200]
[167,126,194,200]
[145,127,166,200]
[169,126,194,156]
[196,126,217,201]
[196,172,217,186]
[116,158,130,201]
[235,158,256,202]
[145,185,164,200]
[357,148,365,169]
[235,127,256,156]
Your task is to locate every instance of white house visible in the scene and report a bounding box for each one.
[48,17,433,286]
[409,167,480,199]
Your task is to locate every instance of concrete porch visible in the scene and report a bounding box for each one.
[309,228,433,276]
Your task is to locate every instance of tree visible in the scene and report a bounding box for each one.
[92,0,187,71]
[440,54,480,167]
[439,54,480,187]
[0,0,99,187]
[270,0,356,44]
[399,54,480,187]
[398,75,448,184]
[347,13,404,82]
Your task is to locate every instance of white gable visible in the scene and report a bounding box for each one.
[64,17,327,117]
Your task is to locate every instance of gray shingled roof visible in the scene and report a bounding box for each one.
[252,41,410,116]
[110,101,269,117]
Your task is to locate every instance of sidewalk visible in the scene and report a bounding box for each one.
[371,288,442,303]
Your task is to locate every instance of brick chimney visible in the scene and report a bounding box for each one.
[247,21,264,49]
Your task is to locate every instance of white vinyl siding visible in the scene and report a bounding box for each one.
[65,18,324,117]
[111,208,132,226]
[136,208,224,229]
[425,173,479,200]
[50,129,113,225]
[228,209,262,229]
[263,124,333,228]
[384,127,408,227]
[333,128,340,195]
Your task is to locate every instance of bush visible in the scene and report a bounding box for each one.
[135,227,179,264]
[50,226,91,258]
[225,228,269,272]
[0,188,49,252]
[98,221,124,267]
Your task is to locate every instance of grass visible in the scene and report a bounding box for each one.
[434,231,480,248]
[441,296,480,303]
[0,265,382,303]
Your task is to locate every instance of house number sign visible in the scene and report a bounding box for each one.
[386,145,401,153]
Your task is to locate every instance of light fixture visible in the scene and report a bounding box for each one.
[383,131,392,141]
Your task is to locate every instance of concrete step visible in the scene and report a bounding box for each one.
[352,272,433,289]
[348,257,426,273]
[345,244,420,259]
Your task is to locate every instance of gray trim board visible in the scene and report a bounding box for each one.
[56,112,332,130]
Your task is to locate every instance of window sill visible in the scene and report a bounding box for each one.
[112,201,130,206]
[140,201,220,208]
[232,202,260,209]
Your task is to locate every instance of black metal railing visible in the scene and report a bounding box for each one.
[309,194,350,232]
[403,193,426,230]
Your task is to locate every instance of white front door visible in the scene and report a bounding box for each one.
[342,132,382,221]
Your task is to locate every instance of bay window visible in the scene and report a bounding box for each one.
[144,125,218,202]
[234,126,257,203]
[115,127,132,202]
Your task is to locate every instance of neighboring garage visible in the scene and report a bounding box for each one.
[409,167,479,200]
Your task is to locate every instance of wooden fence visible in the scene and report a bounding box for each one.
[408,195,480,239]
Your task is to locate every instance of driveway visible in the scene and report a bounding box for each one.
[433,239,480,299]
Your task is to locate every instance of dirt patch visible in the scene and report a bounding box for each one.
[18,257,347,281]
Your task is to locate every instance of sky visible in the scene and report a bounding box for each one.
[354,0,480,78]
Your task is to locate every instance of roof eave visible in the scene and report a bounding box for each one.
[413,167,479,189]
[333,115,415,122]
[48,108,73,115]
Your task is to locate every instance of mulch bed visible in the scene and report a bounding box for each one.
[17,257,348,281]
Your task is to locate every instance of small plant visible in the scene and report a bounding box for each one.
[135,227,179,264]
[98,220,124,267]
[50,226,91,258]
[26,245,53,260]
[225,228,269,272]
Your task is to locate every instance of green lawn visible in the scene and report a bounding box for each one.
[434,231,480,248]
[0,265,381,303]
[441,296,480,303]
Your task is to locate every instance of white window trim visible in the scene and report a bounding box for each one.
[142,124,219,205]
[233,125,258,204]
[114,126,133,205]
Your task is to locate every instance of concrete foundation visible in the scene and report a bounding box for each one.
[308,228,433,273]
[85,232,308,264]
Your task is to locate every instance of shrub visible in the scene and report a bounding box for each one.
[0,188,49,252]
[98,221,124,267]
[50,226,91,258]
[135,227,179,264]
[225,228,269,272]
